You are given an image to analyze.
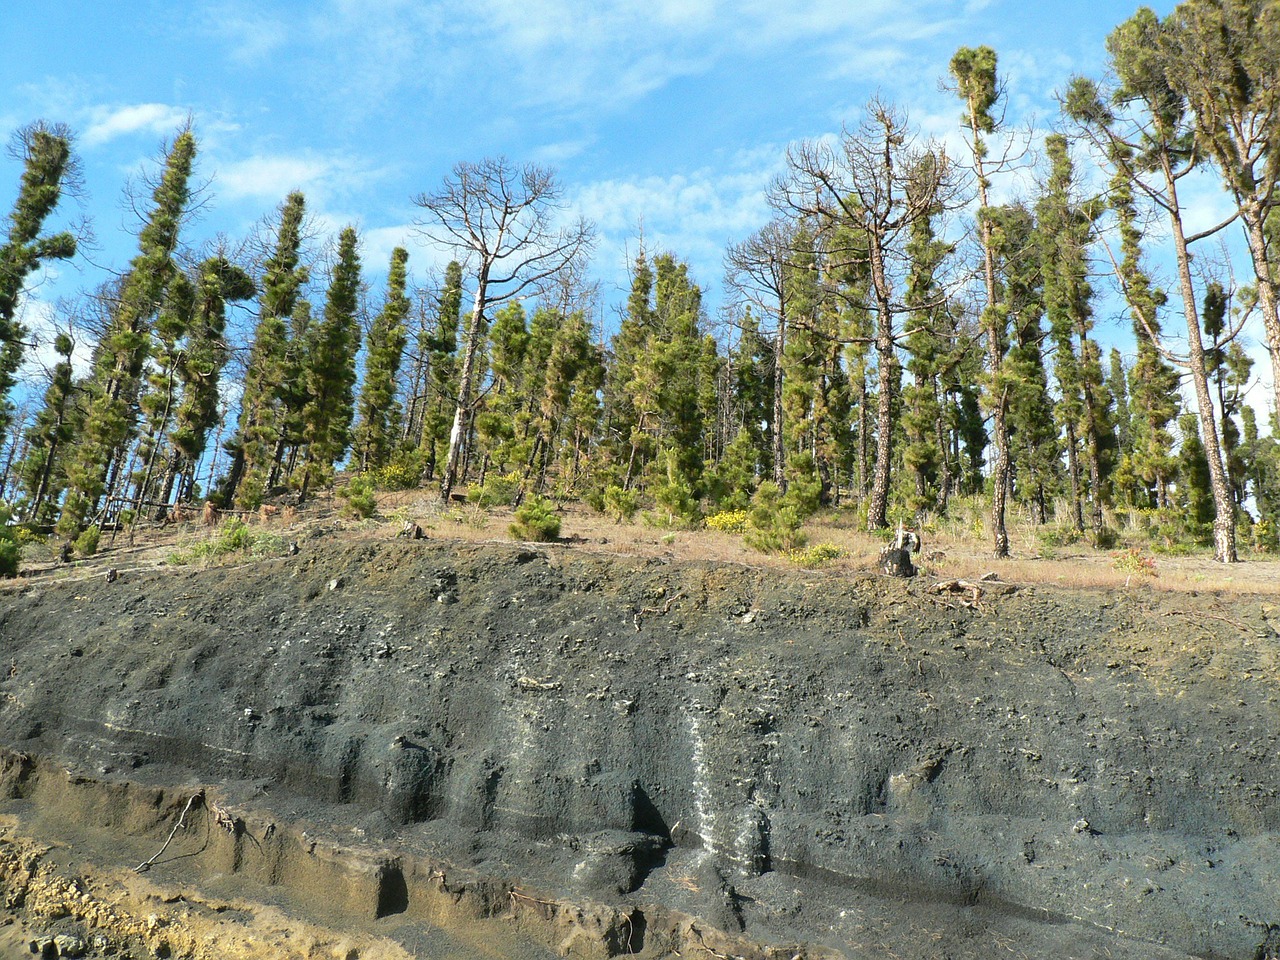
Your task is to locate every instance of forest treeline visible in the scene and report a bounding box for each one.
[3,3,1280,563]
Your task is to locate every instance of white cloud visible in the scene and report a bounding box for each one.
[573,156,781,298]
[214,154,334,201]
[212,10,289,62]
[82,103,190,147]
[15,296,93,386]
[212,151,387,206]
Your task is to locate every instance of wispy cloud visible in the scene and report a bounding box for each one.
[573,152,783,297]
[197,2,290,63]
[212,151,388,206]
[82,103,190,147]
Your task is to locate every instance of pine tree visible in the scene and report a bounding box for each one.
[416,260,463,479]
[220,191,309,508]
[297,226,361,502]
[131,269,196,515]
[411,158,593,503]
[354,247,409,471]
[648,253,711,522]
[16,331,77,523]
[777,100,951,528]
[901,156,955,515]
[1067,11,1239,560]
[158,256,254,509]
[606,251,657,489]
[1038,133,1113,541]
[951,45,1015,556]
[0,122,77,439]
[1110,160,1180,508]
[59,128,196,535]
[1163,0,1280,421]
[989,204,1058,525]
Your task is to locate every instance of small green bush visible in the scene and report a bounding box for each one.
[12,526,45,547]
[73,525,101,558]
[603,485,639,523]
[0,539,18,578]
[509,495,561,542]
[1253,516,1278,553]
[744,482,807,554]
[338,476,378,518]
[473,471,522,508]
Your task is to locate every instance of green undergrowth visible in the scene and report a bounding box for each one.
[169,517,285,566]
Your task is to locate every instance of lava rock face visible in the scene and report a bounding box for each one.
[2,538,1279,959]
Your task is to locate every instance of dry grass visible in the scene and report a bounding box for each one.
[381,490,1280,597]
[15,485,1275,598]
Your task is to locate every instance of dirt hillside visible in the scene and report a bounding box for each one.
[1,519,1278,959]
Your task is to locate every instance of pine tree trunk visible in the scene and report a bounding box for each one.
[933,409,951,514]
[856,381,869,498]
[971,112,1010,557]
[1065,421,1084,532]
[1241,210,1280,425]
[867,240,895,531]
[1082,388,1105,542]
[1167,168,1236,562]
[773,319,786,489]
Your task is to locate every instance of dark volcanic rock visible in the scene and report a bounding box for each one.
[0,538,1277,959]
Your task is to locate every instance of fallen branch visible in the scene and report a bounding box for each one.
[636,590,687,630]
[1161,609,1248,633]
[135,792,203,872]
[929,579,985,609]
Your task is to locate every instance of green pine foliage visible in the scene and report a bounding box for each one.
[16,332,78,523]
[354,247,410,471]
[225,191,310,509]
[509,494,560,542]
[59,128,197,535]
[297,226,362,502]
[0,122,77,440]
[415,260,463,480]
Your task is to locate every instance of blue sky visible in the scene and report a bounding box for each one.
[20,0,1264,406]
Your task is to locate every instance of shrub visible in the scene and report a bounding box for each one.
[644,448,701,528]
[338,476,378,518]
[744,482,808,554]
[0,538,18,578]
[1112,547,1157,578]
[603,485,639,523]
[473,471,522,508]
[705,509,748,534]
[168,517,284,566]
[12,526,45,547]
[783,452,823,519]
[73,525,101,558]
[1253,517,1277,553]
[369,450,424,491]
[509,495,561,542]
[0,507,20,577]
[788,542,844,568]
[584,487,607,514]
